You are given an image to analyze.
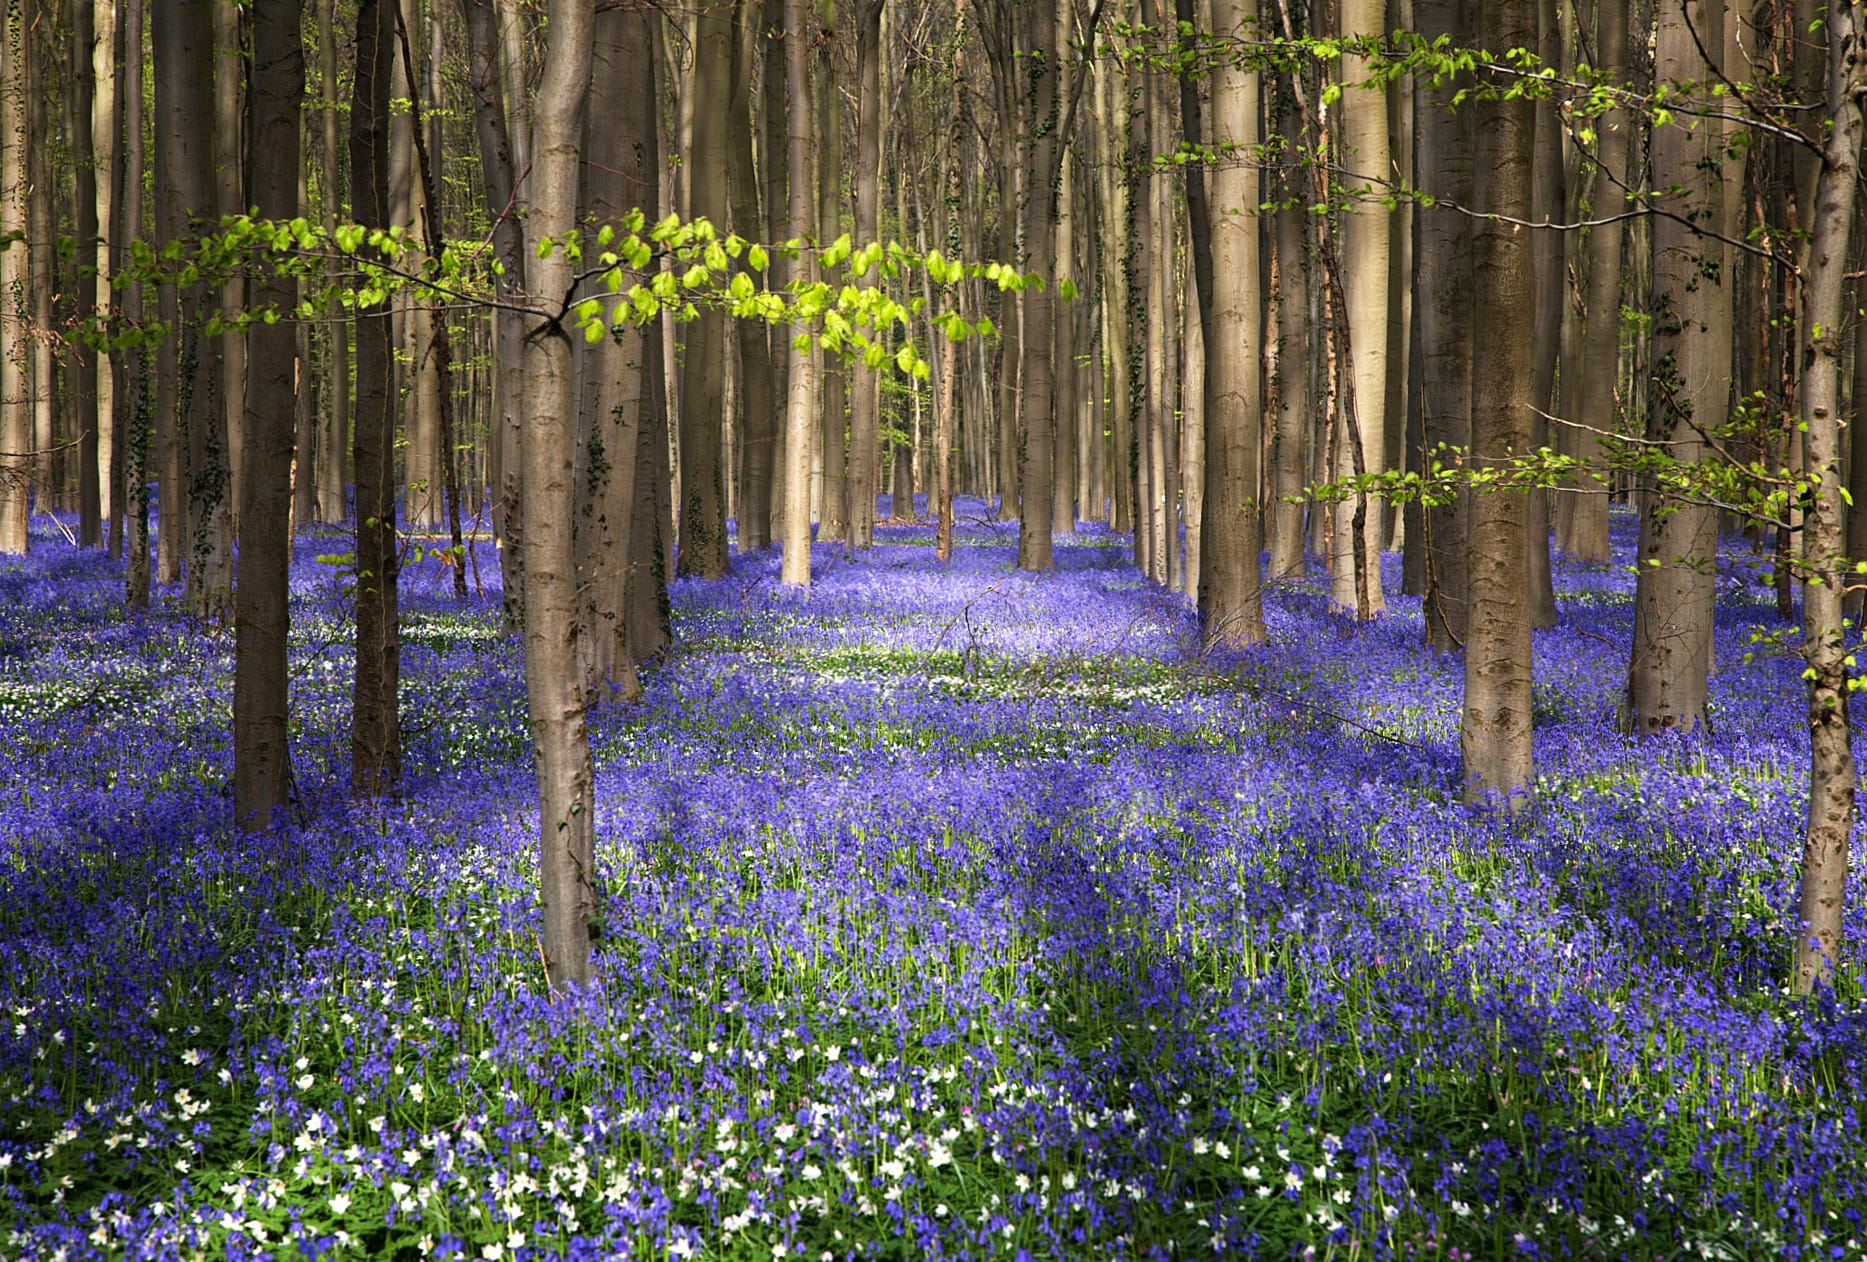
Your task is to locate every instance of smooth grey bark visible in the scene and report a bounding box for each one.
[574,0,659,697]
[522,0,600,991]
[463,0,527,630]
[214,0,245,532]
[817,0,847,543]
[234,0,304,832]
[1268,75,1307,580]
[0,0,24,555]
[1523,0,1561,629]
[847,0,885,547]
[780,0,819,587]
[1010,0,1057,573]
[1186,0,1266,646]
[1628,0,1725,735]
[155,0,232,618]
[1330,0,1389,616]
[1563,0,1626,563]
[1461,0,1536,807]
[316,0,348,524]
[73,0,100,545]
[1414,0,1471,653]
[675,0,733,577]
[122,0,149,601]
[350,0,401,798]
[730,0,777,553]
[1793,0,1865,994]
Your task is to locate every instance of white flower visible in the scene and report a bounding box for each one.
[295,1074,314,1091]
[329,1194,351,1216]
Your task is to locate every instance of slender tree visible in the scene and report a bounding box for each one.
[1184,0,1266,646]
[781,0,820,587]
[1793,0,1865,993]
[676,0,734,578]
[1627,0,1726,735]
[1461,0,1536,806]
[0,0,24,556]
[234,0,305,831]
[351,0,401,797]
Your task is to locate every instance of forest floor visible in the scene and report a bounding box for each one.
[1,499,1864,1260]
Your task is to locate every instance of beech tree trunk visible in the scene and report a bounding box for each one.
[1563,0,1626,563]
[1462,0,1536,807]
[316,0,348,525]
[0,0,24,555]
[463,0,527,630]
[730,0,776,553]
[1331,0,1389,616]
[350,0,401,798]
[1628,0,1725,735]
[817,0,847,544]
[781,0,819,587]
[234,0,304,832]
[73,0,101,546]
[673,2,733,577]
[1186,0,1266,646]
[1415,0,1472,653]
[847,0,885,548]
[1793,0,1864,994]
[523,0,600,991]
[122,0,150,602]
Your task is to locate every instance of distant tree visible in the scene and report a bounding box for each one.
[234,0,305,831]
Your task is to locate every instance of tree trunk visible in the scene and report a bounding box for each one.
[1461,0,1536,807]
[781,0,819,587]
[1184,0,1266,645]
[674,0,733,577]
[122,0,149,601]
[522,0,600,991]
[846,0,885,548]
[1269,75,1308,580]
[1564,0,1626,563]
[1628,0,1725,735]
[234,0,304,832]
[730,0,776,553]
[1522,0,1562,629]
[316,0,348,525]
[73,0,101,546]
[1793,0,1864,994]
[1330,0,1389,616]
[1013,0,1059,573]
[574,0,660,697]
[817,0,847,544]
[1415,0,1472,653]
[350,0,401,797]
[155,0,232,618]
[0,0,24,555]
[215,0,246,535]
[463,0,528,630]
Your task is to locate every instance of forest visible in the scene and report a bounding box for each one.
[4,0,1867,1256]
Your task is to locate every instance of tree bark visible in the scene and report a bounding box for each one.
[350,0,401,798]
[1563,0,1626,563]
[523,0,600,991]
[781,0,820,586]
[1628,0,1725,735]
[316,0,348,525]
[817,0,847,544]
[846,0,885,547]
[1793,0,1864,994]
[1461,0,1537,807]
[0,0,24,555]
[675,0,734,577]
[73,0,101,546]
[1186,0,1266,645]
[122,0,150,602]
[730,0,777,553]
[463,0,528,630]
[234,0,304,832]
[1330,0,1389,616]
[1415,0,1472,652]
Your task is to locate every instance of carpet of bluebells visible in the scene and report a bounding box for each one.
[2,497,1866,1261]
